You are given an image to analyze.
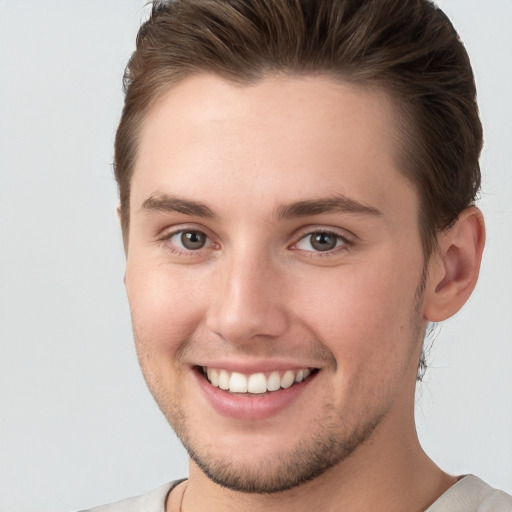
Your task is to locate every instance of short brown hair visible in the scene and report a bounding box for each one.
[115,0,482,261]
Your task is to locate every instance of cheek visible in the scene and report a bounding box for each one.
[125,262,209,358]
[293,258,423,369]
[294,265,423,415]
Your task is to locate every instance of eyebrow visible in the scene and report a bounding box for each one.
[274,195,382,219]
[142,194,215,218]
[141,193,381,220]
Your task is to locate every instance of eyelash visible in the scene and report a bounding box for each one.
[291,230,351,256]
[159,227,353,257]
[160,228,216,257]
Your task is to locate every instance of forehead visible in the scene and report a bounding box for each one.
[132,73,416,219]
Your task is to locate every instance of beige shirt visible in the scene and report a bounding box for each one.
[79,475,512,512]
[425,476,512,512]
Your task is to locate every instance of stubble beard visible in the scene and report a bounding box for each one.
[138,276,427,495]
[176,406,386,494]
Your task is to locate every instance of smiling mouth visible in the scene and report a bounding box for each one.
[199,366,318,395]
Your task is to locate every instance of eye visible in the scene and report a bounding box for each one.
[168,230,209,251]
[295,231,347,252]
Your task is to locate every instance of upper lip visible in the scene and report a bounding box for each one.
[192,359,320,374]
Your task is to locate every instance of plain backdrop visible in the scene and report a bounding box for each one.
[0,1,511,511]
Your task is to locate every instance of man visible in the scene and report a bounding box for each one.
[83,0,512,510]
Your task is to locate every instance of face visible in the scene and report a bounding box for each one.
[125,74,428,493]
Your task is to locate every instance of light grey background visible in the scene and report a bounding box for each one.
[0,1,510,511]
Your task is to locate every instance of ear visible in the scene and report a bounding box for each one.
[424,207,485,322]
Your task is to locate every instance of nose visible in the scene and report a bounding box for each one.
[205,250,290,344]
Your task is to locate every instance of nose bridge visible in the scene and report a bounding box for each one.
[206,245,289,343]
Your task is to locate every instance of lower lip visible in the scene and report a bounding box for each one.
[195,369,317,421]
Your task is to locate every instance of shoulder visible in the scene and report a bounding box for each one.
[427,475,512,512]
[76,481,182,512]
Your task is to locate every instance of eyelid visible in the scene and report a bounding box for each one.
[156,224,354,257]
[158,221,215,240]
[293,225,355,242]
[289,226,355,254]
[158,224,218,255]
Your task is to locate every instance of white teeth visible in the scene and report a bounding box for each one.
[229,372,248,393]
[204,367,314,394]
[218,369,230,390]
[209,368,219,387]
[247,373,267,394]
[280,370,295,389]
[267,371,281,392]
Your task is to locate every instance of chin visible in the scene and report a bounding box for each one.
[170,405,386,494]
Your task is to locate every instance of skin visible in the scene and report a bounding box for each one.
[124,74,485,512]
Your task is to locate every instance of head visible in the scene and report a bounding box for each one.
[116,0,484,495]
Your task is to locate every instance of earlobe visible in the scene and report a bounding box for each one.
[424,207,486,322]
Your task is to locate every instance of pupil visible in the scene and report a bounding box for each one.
[181,231,206,250]
[311,233,336,251]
